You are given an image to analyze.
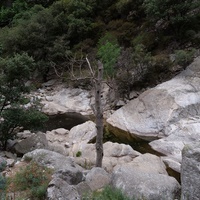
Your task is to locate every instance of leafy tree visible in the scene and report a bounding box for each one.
[0,53,48,149]
[97,33,121,78]
[0,0,28,26]
[116,44,152,98]
[143,0,200,36]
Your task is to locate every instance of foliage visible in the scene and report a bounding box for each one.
[97,33,121,78]
[0,53,48,149]
[174,48,196,68]
[0,0,28,26]
[143,0,200,36]
[83,185,134,200]
[116,44,152,97]
[12,162,53,199]
[76,150,82,157]
[0,160,7,172]
[0,174,6,199]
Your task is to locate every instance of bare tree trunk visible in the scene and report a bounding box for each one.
[95,61,104,167]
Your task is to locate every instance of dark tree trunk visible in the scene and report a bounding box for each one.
[95,61,104,167]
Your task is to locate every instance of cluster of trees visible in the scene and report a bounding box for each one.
[0,0,199,159]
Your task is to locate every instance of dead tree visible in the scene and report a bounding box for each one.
[53,57,105,167]
[86,58,104,167]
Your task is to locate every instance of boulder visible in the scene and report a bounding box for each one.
[68,121,97,144]
[181,142,200,200]
[150,117,200,172]
[126,153,168,175]
[46,121,97,156]
[85,167,111,191]
[22,149,83,172]
[46,128,70,155]
[107,56,200,142]
[111,165,181,200]
[42,88,92,115]
[47,177,81,200]
[14,132,48,155]
[70,142,141,172]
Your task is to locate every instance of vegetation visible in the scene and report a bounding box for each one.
[83,185,134,200]
[0,0,199,161]
[0,52,48,149]
[8,161,53,199]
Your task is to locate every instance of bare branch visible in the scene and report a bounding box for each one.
[86,56,95,78]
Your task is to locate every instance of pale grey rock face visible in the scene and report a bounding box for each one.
[70,142,141,172]
[14,132,48,155]
[125,153,168,175]
[111,165,181,200]
[150,118,200,170]
[181,142,200,200]
[68,121,97,144]
[107,56,200,141]
[22,149,83,172]
[47,177,81,200]
[46,128,70,155]
[42,88,92,115]
[85,167,111,191]
[46,121,96,156]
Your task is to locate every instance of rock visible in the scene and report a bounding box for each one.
[22,149,83,172]
[47,177,81,200]
[68,121,97,144]
[54,128,69,135]
[17,130,34,139]
[111,165,181,200]
[70,142,141,172]
[46,128,70,155]
[181,142,200,200]
[107,56,200,142]
[42,79,57,87]
[76,181,92,197]
[150,117,200,168]
[162,157,181,173]
[14,132,48,155]
[42,88,93,115]
[85,167,111,191]
[125,153,168,175]
[54,168,83,185]
[6,159,15,167]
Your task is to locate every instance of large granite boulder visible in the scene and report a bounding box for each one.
[46,128,70,155]
[47,177,81,200]
[14,132,48,155]
[111,153,181,200]
[42,87,92,115]
[181,142,200,200]
[107,56,200,142]
[68,121,97,144]
[84,167,111,191]
[22,149,83,172]
[70,141,141,172]
[150,117,200,172]
[46,121,97,156]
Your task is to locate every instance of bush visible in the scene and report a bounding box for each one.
[83,185,134,200]
[12,162,53,199]
[0,174,6,199]
[174,48,196,68]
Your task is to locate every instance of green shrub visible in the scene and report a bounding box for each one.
[12,162,53,200]
[76,151,82,157]
[83,185,134,200]
[174,48,196,67]
[0,174,6,200]
[0,160,7,172]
